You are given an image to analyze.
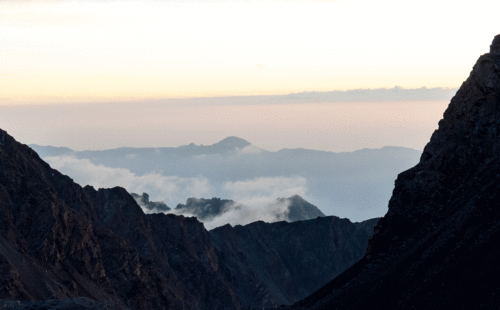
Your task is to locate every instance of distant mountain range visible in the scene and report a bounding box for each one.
[30,137,421,222]
[31,136,253,158]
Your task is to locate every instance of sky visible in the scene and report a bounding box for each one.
[0,0,499,151]
[1,0,499,102]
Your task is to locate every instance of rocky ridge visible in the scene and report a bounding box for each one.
[175,197,237,221]
[131,192,170,212]
[287,34,500,310]
[211,217,377,307]
[174,195,325,223]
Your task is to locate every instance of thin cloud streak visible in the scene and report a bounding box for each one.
[0,86,458,105]
[164,86,459,106]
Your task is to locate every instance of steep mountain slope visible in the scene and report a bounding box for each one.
[210,217,378,307]
[0,128,378,309]
[288,35,500,310]
[0,128,240,310]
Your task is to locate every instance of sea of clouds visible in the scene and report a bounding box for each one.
[44,155,308,229]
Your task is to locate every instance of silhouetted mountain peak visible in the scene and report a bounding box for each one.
[275,195,326,222]
[211,136,251,150]
[490,34,500,54]
[131,192,170,212]
[287,194,307,203]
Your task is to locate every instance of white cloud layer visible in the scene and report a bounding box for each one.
[223,176,307,206]
[44,155,212,206]
[44,155,309,229]
[197,199,293,230]
[237,145,262,155]
[187,176,309,229]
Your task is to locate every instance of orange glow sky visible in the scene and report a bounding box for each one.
[1,0,498,103]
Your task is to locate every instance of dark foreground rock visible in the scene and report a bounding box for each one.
[287,35,500,310]
[0,128,377,309]
[211,217,377,307]
[0,297,126,310]
[0,128,240,310]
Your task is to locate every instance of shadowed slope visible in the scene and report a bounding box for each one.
[211,217,378,307]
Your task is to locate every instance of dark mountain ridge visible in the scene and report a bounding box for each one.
[0,128,378,309]
[287,34,500,310]
[210,216,377,307]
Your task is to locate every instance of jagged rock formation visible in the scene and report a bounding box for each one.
[175,195,325,223]
[0,128,378,309]
[175,197,237,221]
[210,217,378,307]
[288,35,500,310]
[131,192,170,212]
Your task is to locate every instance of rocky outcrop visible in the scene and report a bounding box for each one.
[289,34,500,310]
[0,128,378,309]
[211,217,378,308]
[131,192,170,212]
[175,197,237,221]
[175,195,325,223]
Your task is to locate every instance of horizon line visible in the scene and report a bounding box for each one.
[1,85,459,106]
